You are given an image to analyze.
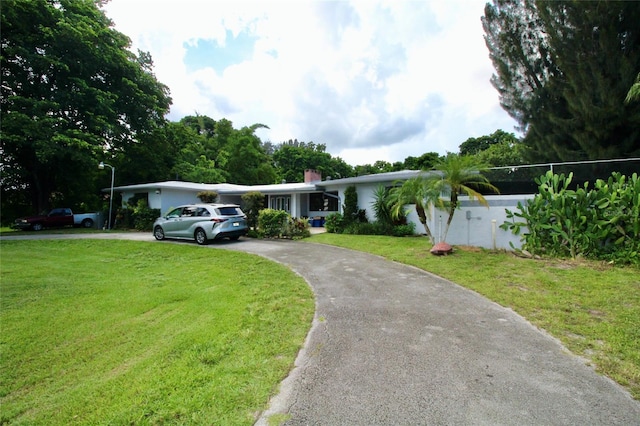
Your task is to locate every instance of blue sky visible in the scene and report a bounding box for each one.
[184,30,262,73]
[103,0,519,166]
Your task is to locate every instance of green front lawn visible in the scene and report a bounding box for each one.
[0,240,314,425]
[308,233,640,400]
[1,232,637,426]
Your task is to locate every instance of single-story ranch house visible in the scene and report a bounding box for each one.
[110,169,532,250]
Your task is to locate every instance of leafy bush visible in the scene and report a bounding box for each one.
[258,209,289,238]
[501,171,639,265]
[390,223,416,237]
[257,209,310,239]
[116,199,160,231]
[324,213,345,233]
[343,222,379,235]
[196,191,218,203]
[325,204,412,236]
[285,217,311,239]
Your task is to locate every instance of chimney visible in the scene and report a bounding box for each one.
[304,169,322,183]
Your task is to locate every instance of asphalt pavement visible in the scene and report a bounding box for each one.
[3,233,639,425]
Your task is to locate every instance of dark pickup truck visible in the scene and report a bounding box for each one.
[14,208,100,231]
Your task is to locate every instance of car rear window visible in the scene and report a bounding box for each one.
[217,207,242,216]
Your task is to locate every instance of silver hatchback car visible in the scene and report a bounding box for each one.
[153,204,248,245]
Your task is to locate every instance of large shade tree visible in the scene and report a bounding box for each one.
[272,140,354,182]
[459,129,519,157]
[402,152,441,171]
[224,123,277,185]
[1,0,171,215]
[483,0,640,162]
[170,116,228,183]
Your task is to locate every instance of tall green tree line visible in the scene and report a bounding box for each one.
[1,0,171,216]
[483,0,640,162]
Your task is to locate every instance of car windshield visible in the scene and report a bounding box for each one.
[166,208,182,218]
[217,207,242,216]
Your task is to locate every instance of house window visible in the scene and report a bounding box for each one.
[309,192,338,211]
[270,196,290,212]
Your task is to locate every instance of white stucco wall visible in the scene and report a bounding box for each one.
[330,184,532,250]
[427,195,533,249]
[157,189,201,214]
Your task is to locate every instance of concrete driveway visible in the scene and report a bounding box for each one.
[3,233,639,425]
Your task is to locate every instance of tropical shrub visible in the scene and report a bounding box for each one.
[258,209,310,239]
[343,221,415,237]
[371,185,395,227]
[501,171,639,265]
[343,222,380,235]
[116,199,160,231]
[196,191,218,203]
[258,209,290,238]
[390,223,416,237]
[324,213,345,233]
[342,185,360,225]
[284,217,311,239]
[241,191,265,230]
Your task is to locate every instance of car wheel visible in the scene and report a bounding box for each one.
[153,226,165,241]
[81,218,94,228]
[32,223,43,231]
[195,228,208,245]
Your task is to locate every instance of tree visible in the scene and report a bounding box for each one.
[342,185,361,224]
[473,136,527,167]
[272,140,354,182]
[172,155,227,183]
[329,156,355,180]
[428,154,499,242]
[1,0,171,214]
[354,160,393,176]
[389,176,440,244]
[354,164,379,176]
[224,124,276,184]
[114,123,186,185]
[181,113,217,138]
[273,141,333,182]
[483,0,640,162]
[241,191,266,231]
[626,72,640,104]
[459,130,518,156]
[168,120,228,183]
[403,152,441,170]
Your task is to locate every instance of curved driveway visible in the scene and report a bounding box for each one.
[3,233,639,425]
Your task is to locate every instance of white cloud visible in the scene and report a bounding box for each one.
[103,0,518,166]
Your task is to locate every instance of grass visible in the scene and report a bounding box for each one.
[307,233,640,400]
[0,240,314,425]
[0,226,104,235]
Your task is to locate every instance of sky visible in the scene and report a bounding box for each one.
[102,0,519,166]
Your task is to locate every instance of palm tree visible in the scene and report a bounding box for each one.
[428,153,499,242]
[625,72,640,104]
[389,175,441,244]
